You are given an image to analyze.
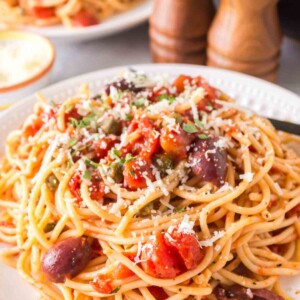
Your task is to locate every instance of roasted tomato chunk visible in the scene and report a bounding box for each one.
[141,232,184,279]
[148,286,169,300]
[73,9,98,27]
[30,6,55,18]
[164,228,204,270]
[160,126,194,160]
[69,172,105,202]
[123,158,154,190]
[140,228,204,279]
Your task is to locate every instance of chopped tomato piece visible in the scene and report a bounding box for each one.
[122,252,136,262]
[164,228,204,270]
[91,274,113,294]
[140,229,204,279]
[148,286,169,300]
[91,256,135,294]
[173,75,217,100]
[140,130,160,159]
[65,108,81,124]
[73,9,98,27]
[113,263,134,279]
[30,6,55,19]
[160,126,194,160]
[140,232,184,279]
[148,87,171,102]
[69,172,105,202]
[68,172,82,201]
[93,135,119,161]
[173,75,192,94]
[23,116,44,137]
[123,159,154,190]
[125,117,159,159]
[0,221,13,227]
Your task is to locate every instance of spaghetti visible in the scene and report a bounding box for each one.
[0,0,142,28]
[0,71,300,300]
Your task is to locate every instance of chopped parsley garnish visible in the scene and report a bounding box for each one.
[85,159,100,168]
[183,123,198,133]
[110,148,121,159]
[129,169,136,177]
[195,118,204,129]
[132,98,145,107]
[83,170,92,180]
[66,160,73,169]
[68,138,77,148]
[121,153,136,164]
[157,94,176,104]
[69,113,97,129]
[125,113,133,120]
[110,286,121,294]
[176,206,186,213]
[198,133,208,139]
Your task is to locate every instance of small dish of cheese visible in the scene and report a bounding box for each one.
[0,31,55,105]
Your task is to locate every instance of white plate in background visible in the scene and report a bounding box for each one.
[24,0,153,42]
[0,64,300,299]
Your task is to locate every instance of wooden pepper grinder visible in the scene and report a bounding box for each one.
[149,0,215,64]
[207,0,282,82]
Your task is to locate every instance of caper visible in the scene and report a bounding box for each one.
[46,174,59,191]
[108,161,124,183]
[44,222,57,233]
[170,113,183,125]
[152,153,174,176]
[100,118,121,135]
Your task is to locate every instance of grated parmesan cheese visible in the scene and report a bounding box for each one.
[199,230,225,247]
[239,172,254,182]
[177,215,195,235]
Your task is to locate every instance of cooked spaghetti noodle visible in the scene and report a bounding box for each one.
[0,0,142,28]
[0,71,300,300]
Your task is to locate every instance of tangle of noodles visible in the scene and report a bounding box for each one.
[0,70,300,300]
[0,0,142,28]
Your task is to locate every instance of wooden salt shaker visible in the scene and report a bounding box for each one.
[149,0,215,64]
[207,0,282,82]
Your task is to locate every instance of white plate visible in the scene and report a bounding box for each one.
[0,64,300,300]
[24,0,153,42]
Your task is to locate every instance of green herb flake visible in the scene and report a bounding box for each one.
[66,160,73,169]
[110,286,121,294]
[176,206,186,213]
[183,123,198,133]
[198,133,208,139]
[157,94,176,104]
[195,118,204,129]
[129,169,136,177]
[110,148,121,159]
[83,170,92,180]
[132,98,145,107]
[125,113,133,121]
[68,138,77,148]
[69,118,79,128]
[85,159,100,168]
[124,153,136,163]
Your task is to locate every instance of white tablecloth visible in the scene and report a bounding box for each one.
[51,23,300,96]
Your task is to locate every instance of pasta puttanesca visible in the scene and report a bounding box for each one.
[0,0,142,28]
[0,71,300,300]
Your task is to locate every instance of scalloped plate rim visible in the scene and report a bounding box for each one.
[0,63,300,300]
